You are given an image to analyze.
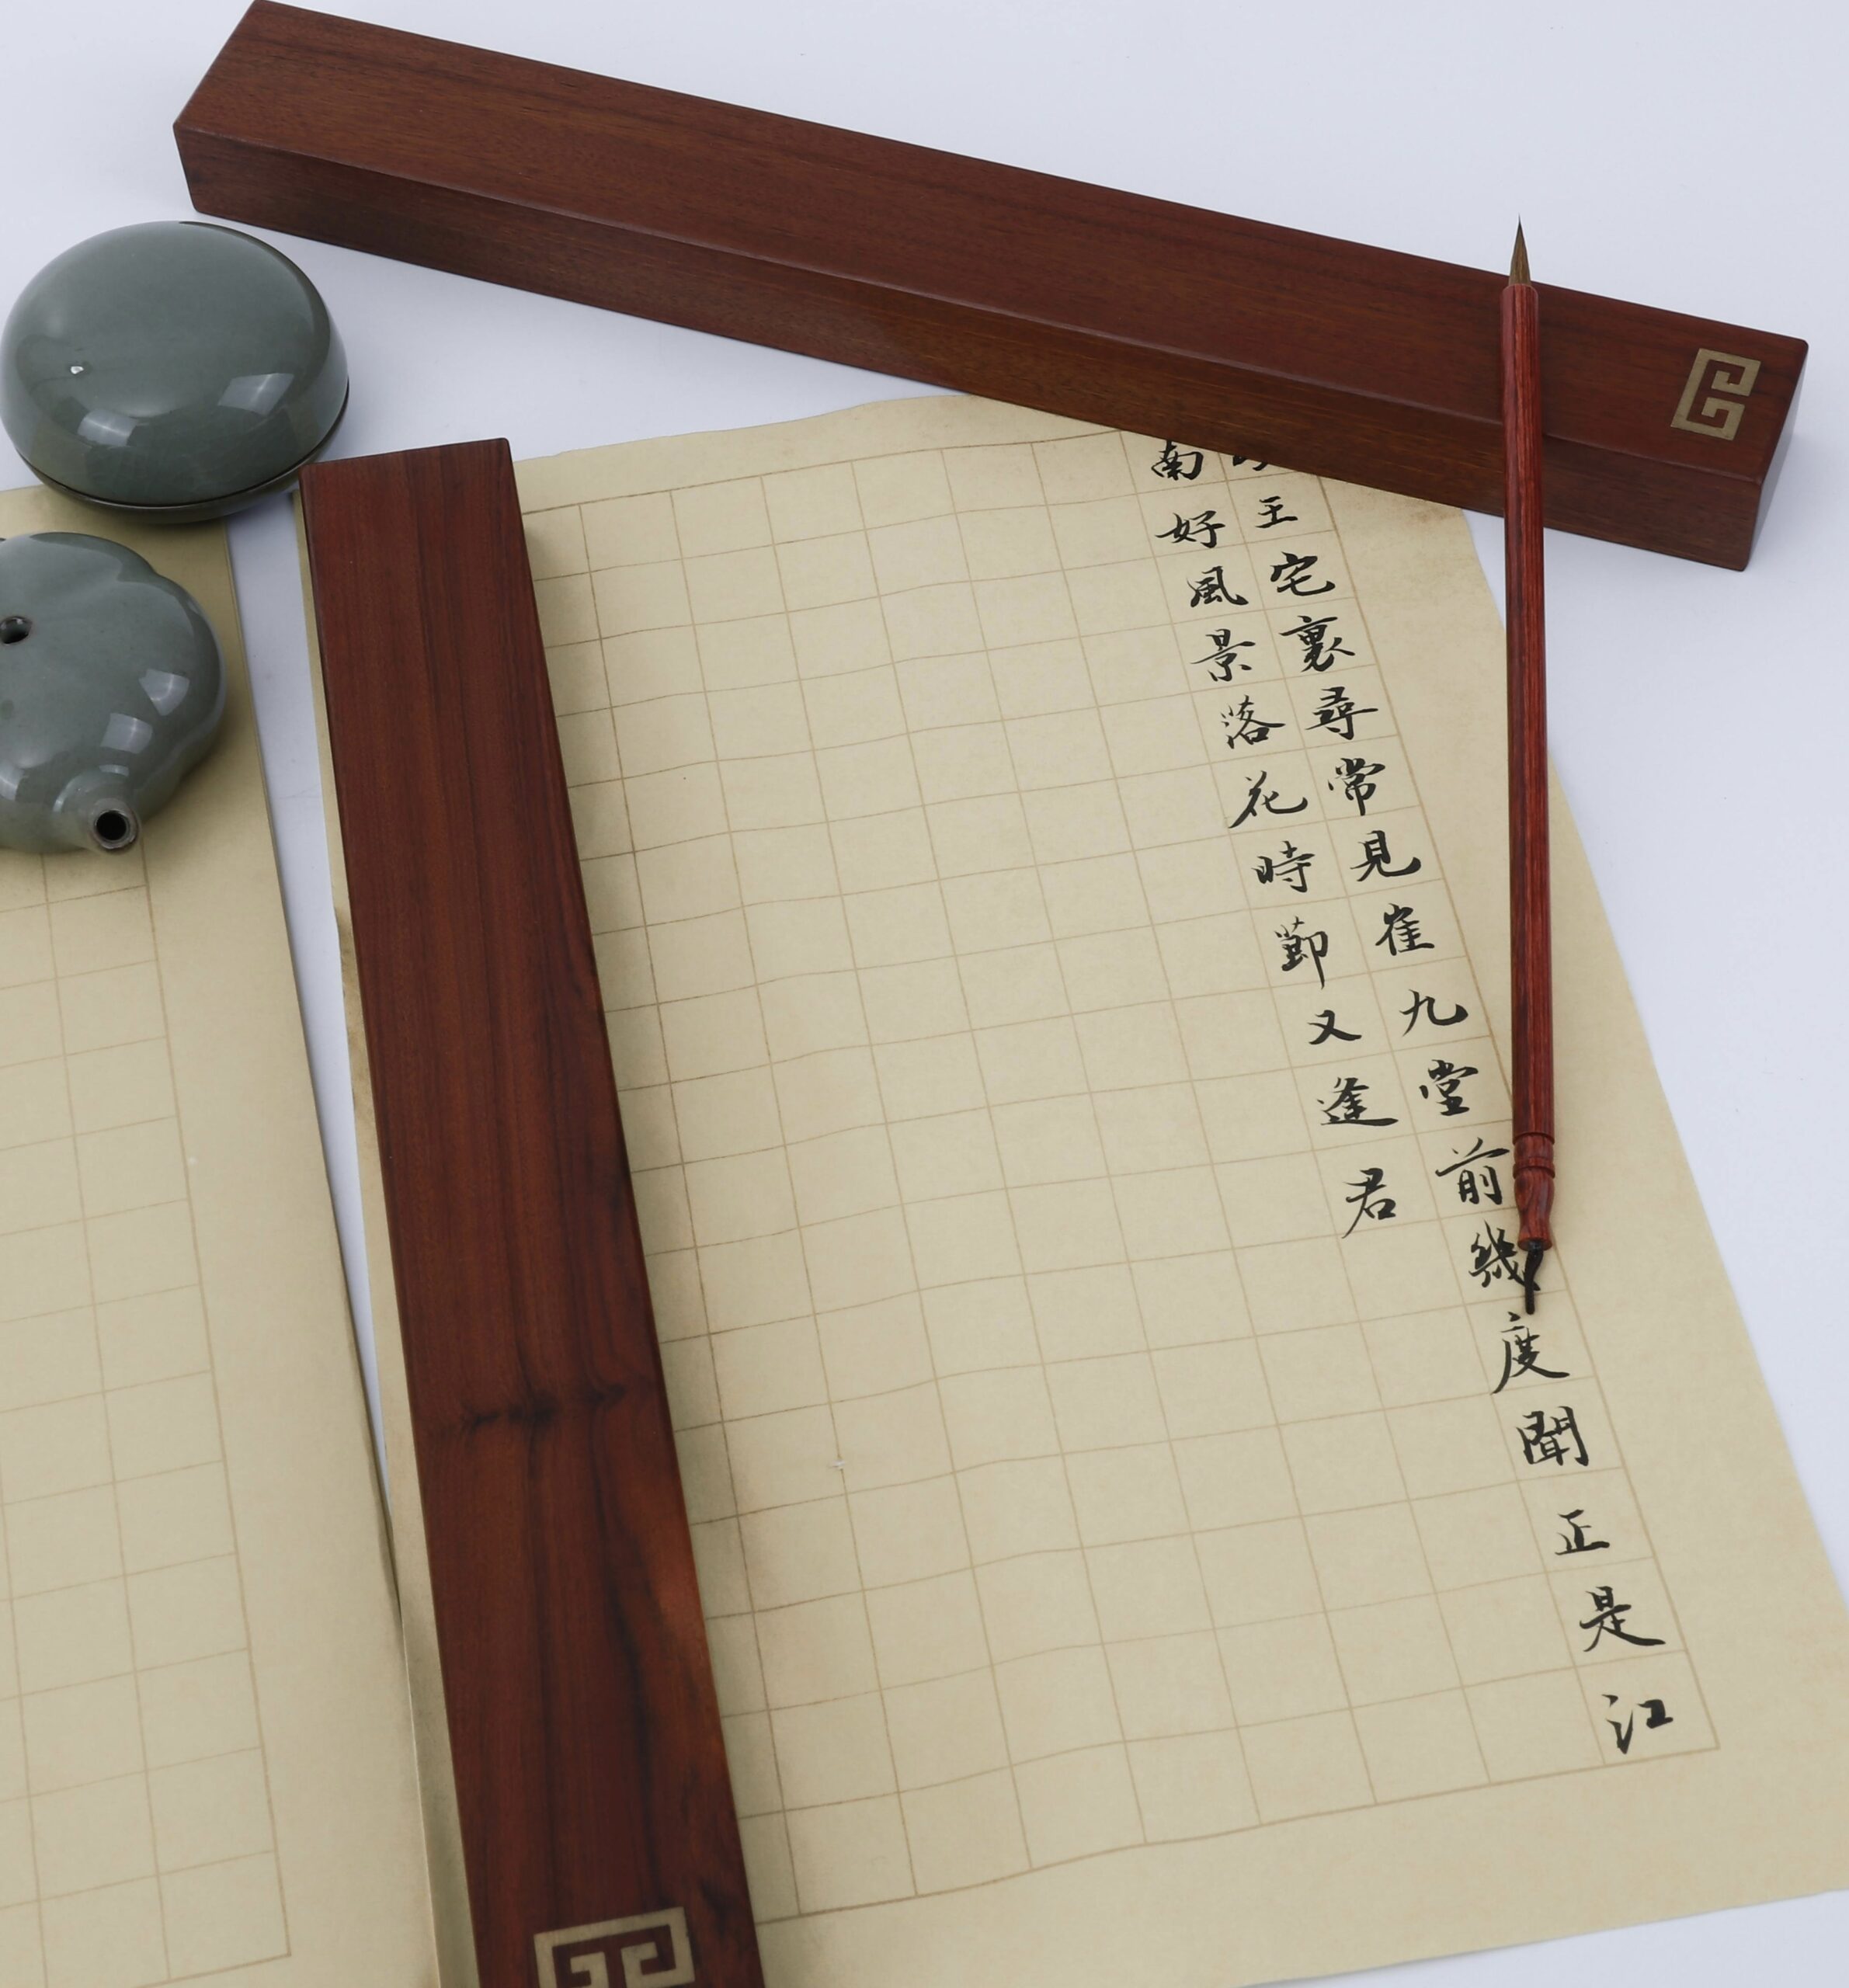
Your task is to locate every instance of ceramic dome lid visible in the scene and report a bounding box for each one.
[1,221,347,513]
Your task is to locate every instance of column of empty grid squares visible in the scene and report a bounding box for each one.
[522,421,1712,1917]
[0,852,286,1987]
[531,478,943,1920]
[839,443,1258,1872]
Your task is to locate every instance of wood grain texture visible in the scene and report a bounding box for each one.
[1503,279,1555,1260]
[300,440,763,1988]
[179,2,1803,569]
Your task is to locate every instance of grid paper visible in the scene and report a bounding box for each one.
[0,487,436,1988]
[516,413,1711,1920]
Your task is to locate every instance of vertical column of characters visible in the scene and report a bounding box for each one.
[1453,1060,1707,1768]
[1524,1406,1712,1770]
[1458,1148,1710,1760]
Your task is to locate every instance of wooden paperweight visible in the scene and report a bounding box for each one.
[300,439,765,1988]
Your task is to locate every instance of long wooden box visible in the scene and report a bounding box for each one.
[179,2,1802,568]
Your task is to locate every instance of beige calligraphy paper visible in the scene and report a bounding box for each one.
[0,486,437,1988]
[333,396,1849,1986]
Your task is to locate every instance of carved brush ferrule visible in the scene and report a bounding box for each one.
[1514,1131,1555,1253]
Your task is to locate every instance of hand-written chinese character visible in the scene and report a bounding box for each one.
[1343,1167,1398,1235]
[1223,695,1288,750]
[1354,828,1420,881]
[1375,902,1433,957]
[1253,841,1315,893]
[1151,440,1204,481]
[1518,1404,1590,1469]
[1468,1221,1525,1291]
[1402,989,1470,1034]
[1319,1076,1397,1128]
[1329,755,1385,815]
[1277,916,1330,989]
[1308,684,1378,742]
[1270,551,1335,597]
[1556,1508,1611,1556]
[1190,627,1258,679]
[1419,1057,1478,1117]
[1229,770,1309,827]
[1281,612,1354,672]
[1159,509,1224,548]
[1189,565,1248,607]
[1309,1007,1362,1044]
[1604,1695,1673,1757]
[1580,1585,1665,1653]
[1254,493,1298,530]
[1434,1136,1507,1204]
[1494,1309,1569,1392]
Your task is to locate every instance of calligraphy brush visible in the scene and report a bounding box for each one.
[1503,222,1553,1312]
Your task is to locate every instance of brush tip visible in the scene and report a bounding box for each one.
[1510,221,1531,285]
[1522,1239,1545,1313]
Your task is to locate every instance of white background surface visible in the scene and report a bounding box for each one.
[5,3,1845,1981]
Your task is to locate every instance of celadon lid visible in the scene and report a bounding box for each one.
[1,221,347,513]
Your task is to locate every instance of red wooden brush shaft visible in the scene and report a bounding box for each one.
[300,442,764,1988]
[1503,280,1555,1253]
[176,2,1807,569]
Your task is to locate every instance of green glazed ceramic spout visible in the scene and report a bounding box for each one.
[36,766,143,853]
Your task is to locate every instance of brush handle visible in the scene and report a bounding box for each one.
[1503,277,1555,1255]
